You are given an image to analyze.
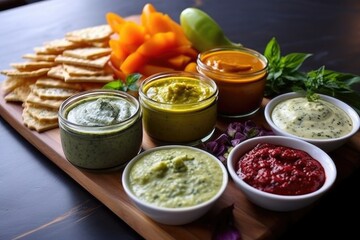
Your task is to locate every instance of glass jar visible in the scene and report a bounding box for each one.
[139,71,218,144]
[58,89,142,170]
[197,47,268,117]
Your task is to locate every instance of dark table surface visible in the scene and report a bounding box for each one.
[1,0,360,239]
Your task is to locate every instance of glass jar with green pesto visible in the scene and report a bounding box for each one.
[139,71,218,144]
[58,89,142,170]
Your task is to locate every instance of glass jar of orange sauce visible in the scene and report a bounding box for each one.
[197,47,268,117]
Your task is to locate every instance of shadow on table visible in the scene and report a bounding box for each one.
[0,0,43,11]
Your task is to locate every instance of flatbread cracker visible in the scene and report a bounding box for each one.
[34,46,64,55]
[65,25,112,43]
[24,103,58,122]
[63,47,111,60]
[10,61,58,71]
[32,85,78,99]
[44,38,83,50]
[1,68,50,78]
[4,84,33,102]
[63,64,106,76]
[22,109,58,132]
[36,77,83,90]
[89,41,109,48]
[22,53,57,62]
[63,71,114,83]
[47,65,66,80]
[26,92,63,109]
[55,55,110,69]
[2,77,30,94]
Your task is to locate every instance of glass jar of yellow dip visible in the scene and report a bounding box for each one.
[197,47,268,117]
[139,71,218,144]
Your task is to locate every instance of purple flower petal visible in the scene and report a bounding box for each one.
[227,122,244,137]
[212,204,242,240]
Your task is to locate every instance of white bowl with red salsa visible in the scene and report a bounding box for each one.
[227,136,337,212]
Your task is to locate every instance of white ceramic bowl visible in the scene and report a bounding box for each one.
[227,136,337,212]
[122,145,228,225]
[264,92,360,152]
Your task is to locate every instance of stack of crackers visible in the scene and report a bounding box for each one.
[1,24,117,132]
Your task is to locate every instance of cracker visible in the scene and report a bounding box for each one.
[1,68,50,78]
[36,77,83,90]
[64,72,114,83]
[63,47,111,60]
[4,84,33,102]
[65,25,112,43]
[26,92,63,109]
[24,103,59,122]
[32,85,78,99]
[1,77,27,94]
[11,61,58,71]
[63,64,106,76]
[89,41,110,48]
[34,46,63,55]
[47,65,66,80]
[44,38,83,50]
[55,55,110,69]
[4,91,22,102]
[22,109,58,132]
[22,53,57,62]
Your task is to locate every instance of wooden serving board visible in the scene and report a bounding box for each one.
[1,85,360,240]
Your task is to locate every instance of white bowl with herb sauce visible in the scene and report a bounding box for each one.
[122,145,228,225]
[58,89,142,170]
[264,92,360,152]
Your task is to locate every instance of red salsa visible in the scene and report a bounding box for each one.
[236,143,326,195]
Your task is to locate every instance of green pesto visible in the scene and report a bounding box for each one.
[128,148,223,208]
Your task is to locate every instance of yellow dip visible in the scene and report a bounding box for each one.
[271,97,353,139]
[139,73,218,143]
[145,78,214,105]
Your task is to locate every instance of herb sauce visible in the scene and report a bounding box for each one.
[271,97,353,139]
[67,97,135,126]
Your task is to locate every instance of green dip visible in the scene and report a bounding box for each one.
[66,97,135,126]
[59,91,142,170]
[128,148,224,208]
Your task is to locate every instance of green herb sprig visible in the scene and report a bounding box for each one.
[103,73,142,92]
[264,37,360,113]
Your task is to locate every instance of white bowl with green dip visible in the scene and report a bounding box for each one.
[122,145,228,225]
[58,89,142,170]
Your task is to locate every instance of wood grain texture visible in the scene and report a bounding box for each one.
[3,85,358,240]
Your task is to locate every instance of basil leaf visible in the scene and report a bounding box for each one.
[281,53,312,72]
[103,81,125,91]
[264,37,280,64]
[126,73,142,86]
[102,73,142,93]
[126,73,142,92]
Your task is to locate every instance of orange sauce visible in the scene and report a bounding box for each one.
[197,48,268,117]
